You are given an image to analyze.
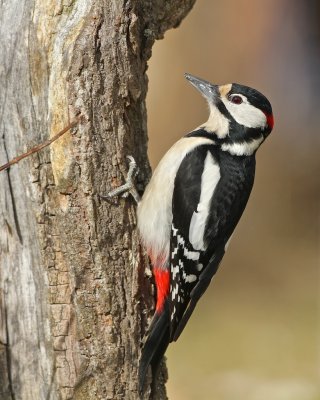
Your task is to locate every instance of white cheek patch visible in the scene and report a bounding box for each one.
[200,103,230,138]
[222,96,267,129]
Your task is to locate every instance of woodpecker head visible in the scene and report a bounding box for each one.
[185,73,274,156]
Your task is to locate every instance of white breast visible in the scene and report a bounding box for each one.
[137,136,213,266]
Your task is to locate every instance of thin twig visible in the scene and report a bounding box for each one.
[0,116,82,172]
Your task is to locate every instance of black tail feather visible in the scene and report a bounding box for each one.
[139,301,170,395]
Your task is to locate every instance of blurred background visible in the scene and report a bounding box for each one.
[146,1,319,399]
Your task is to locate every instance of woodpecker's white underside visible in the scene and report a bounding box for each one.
[137,136,213,266]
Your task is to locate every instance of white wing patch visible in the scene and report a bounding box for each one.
[189,152,220,251]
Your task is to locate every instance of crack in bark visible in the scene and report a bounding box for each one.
[2,138,23,244]
[3,294,16,400]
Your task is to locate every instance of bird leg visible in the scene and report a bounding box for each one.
[101,156,140,204]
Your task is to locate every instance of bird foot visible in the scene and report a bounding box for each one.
[100,156,140,203]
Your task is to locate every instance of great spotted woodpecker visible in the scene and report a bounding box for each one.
[136,74,274,392]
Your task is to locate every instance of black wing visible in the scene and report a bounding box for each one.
[169,145,256,341]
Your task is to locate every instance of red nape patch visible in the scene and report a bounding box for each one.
[265,113,274,130]
[153,268,170,312]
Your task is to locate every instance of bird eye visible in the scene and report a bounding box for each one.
[229,95,243,105]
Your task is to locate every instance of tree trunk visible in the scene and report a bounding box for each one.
[0,1,195,399]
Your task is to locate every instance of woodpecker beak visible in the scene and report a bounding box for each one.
[185,73,219,104]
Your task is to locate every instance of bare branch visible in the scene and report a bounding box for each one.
[0,116,82,172]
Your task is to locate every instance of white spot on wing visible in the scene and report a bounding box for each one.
[196,263,203,271]
[172,246,178,258]
[172,265,179,278]
[183,247,200,261]
[189,152,220,251]
[171,306,176,320]
[172,284,178,300]
[185,274,197,283]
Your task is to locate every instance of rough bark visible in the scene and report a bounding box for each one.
[0,1,196,399]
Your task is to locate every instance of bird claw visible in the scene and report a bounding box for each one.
[100,156,140,203]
